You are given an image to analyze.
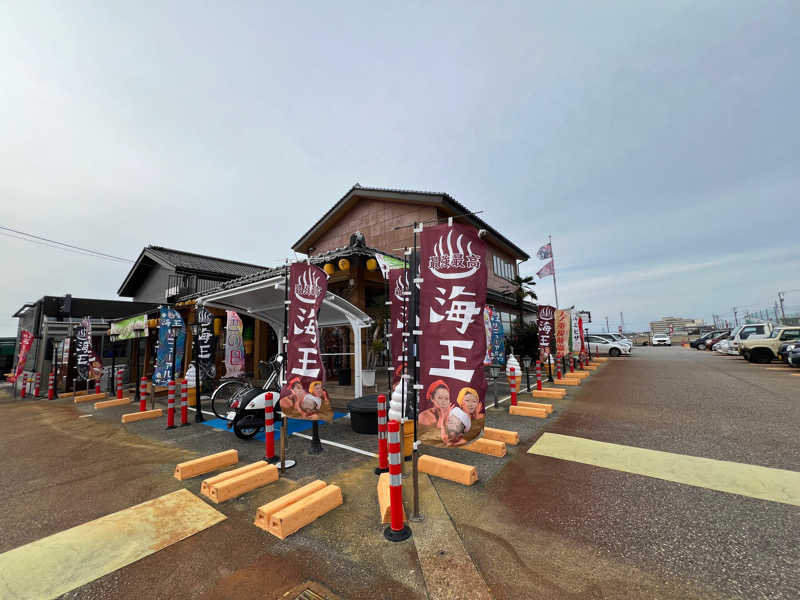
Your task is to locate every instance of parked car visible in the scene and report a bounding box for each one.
[704,330,731,350]
[714,338,734,354]
[651,333,671,346]
[690,330,728,350]
[593,333,633,349]
[586,335,631,357]
[787,345,800,367]
[730,323,773,355]
[778,341,799,363]
[739,326,800,363]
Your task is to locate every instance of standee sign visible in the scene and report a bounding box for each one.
[279,263,333,422]
[418,224,488,447]
[538,305,556,358]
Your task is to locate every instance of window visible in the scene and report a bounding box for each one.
[493,255,516,280]
[781,329,800,340]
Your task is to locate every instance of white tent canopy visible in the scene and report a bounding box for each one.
[196,273,373,397]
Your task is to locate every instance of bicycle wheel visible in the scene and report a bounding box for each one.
[211,380,250,419]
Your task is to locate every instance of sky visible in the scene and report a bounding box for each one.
[2,1,799,336]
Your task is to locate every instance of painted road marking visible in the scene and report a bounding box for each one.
[0,489,226,599]
[528,433,800,506]
[292,432,377,457]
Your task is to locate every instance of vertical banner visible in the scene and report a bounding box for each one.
[389,268,409,386]
[74,317,91,381]
[153,306,185,385]
[490,307,505,365]
[9,330,34,382]
[483,306,494,365]
[418,223,488,447]
[279,263,333,422]
[571,310,580,354]
[224,310,245,378]
[538,305,556,360]
[555,309,571,357]
[195,306,217,380]
[577,316,585,353]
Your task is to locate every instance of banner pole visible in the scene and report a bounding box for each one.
[550,235,559,309]
[410,224,422,522]
[279,260,296,471]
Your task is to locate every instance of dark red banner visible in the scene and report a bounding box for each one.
[9,330,34,383]
[538,304,556,360]
[388,268,409,387]
[279,263,333,421]
[418,223,488,447]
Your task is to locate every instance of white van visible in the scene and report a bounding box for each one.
[731,323,774,354]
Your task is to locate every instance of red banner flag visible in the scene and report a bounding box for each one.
[538,305,556,359]
[9,330,34,383]
[279,263,333,422]
[388,267,409,388]
[418,223,488,447]
[536,260,555,278]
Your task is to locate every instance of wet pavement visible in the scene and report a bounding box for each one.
[0,347,797,598]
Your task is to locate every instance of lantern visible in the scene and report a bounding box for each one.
[366,257,378,271]
[213,317,222,336]
[338,258,350,271]
[323,263,335,276]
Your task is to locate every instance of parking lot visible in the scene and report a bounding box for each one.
[0,346,797,599]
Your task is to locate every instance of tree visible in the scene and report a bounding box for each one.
[508,274,538,334]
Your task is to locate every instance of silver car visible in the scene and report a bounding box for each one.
[586,335,631,357]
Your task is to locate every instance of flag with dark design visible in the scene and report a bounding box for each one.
[538,305,556,358]
[195,306,217,380]
[536,242,552,260]
[279,263,333,422]
[418,223,488,448]
[537,260,555,278]
[388,267,409,387]
[74,317,92,381]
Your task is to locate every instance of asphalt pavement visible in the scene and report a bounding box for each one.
[0,347,797,599]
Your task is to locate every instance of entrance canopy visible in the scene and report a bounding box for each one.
[196,273,373,397]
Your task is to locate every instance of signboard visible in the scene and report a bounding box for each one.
[153,306,185,385]
[224,311,245,378]
[418,223,488,447]
[9,330,34,383]
[538,305,556,359]
[110,314,148,340]
[571,310,581,354]
[195,307,217,381]
[74,318,91,381]
[555,309,571,357]
[278,263,333,422]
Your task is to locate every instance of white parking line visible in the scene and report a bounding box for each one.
[291,432,378,458]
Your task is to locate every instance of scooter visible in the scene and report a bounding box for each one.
[214,356,284,439]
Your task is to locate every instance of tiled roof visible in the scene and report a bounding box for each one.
[147,246,266,278]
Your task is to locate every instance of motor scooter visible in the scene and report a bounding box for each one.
[213,356,284,439]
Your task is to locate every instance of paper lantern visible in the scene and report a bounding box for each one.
[213,317,222,336]
[366,258,378,271]
[323,263,335,276]
[338,258,350,271]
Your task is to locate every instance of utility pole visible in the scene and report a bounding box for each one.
[733,307,738,327]
[774,302,780,323]
[605,316,609,332]
[619,312,625,334]
[778,292,786,323]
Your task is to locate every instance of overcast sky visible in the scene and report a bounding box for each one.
[2,1,799,337]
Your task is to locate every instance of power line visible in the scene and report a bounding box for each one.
[0,225,133,263]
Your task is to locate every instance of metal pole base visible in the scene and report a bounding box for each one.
[409,513,425,523]
[280,459,297,470]
[384,524,412,542]
[375,467,389,475]
[309,422,323,454]
[264,456,281,464]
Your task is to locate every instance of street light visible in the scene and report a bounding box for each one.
[108,332,119,394]
[521,355,532,391]
[188,321,205,422]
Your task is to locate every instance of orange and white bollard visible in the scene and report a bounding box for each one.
[95,379,101,394]
[384,419,411,542]
[166,380,176,429]
[536,360,542,391]
[180,378,190,426]
[578,353,584,370]
[376,394,389,474]
[139,377,148,412]
[34,372,41,397]
[264,392,278,463]
[116,369,123,399]
[47,372,55,399]
[570,355,575,373]
[556,355,562,380]
[20,373,27,399]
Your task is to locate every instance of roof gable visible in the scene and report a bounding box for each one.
[291,185,530,260]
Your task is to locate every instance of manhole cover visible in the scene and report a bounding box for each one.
[284,581,340,600]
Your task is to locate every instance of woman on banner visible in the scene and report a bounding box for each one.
[441,406,471,446]
[278,376,334,421]
[418,380,451,427]
[455,386,485,441]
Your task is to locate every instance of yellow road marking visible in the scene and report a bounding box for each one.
[0,489,225,599]
[528,433,800,506]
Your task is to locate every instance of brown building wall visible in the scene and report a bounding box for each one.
[311,198,522,295]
